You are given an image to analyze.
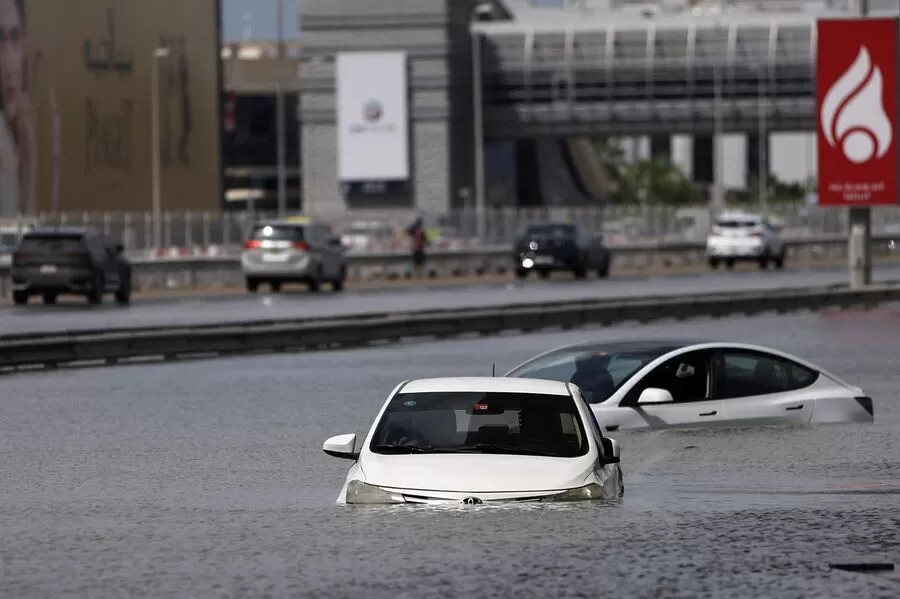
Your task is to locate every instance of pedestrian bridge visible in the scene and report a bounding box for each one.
[476,15,820,138]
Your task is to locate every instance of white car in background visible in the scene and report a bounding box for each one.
[706,211,786,270]
[505,339,874,432]
[322,377,624,505]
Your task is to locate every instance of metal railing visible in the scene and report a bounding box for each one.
[4,202,899,256]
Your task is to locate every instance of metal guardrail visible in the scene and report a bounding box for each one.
[1,282,897,373]
[0,234,896,296]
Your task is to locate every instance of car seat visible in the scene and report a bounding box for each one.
[570,353,616,403]
[752,359,784,394]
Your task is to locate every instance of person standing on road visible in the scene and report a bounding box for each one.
[407,216,429,278]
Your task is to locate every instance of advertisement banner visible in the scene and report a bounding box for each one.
[335,51,409,195]
[0,0,222,216]
[816,17,899,206]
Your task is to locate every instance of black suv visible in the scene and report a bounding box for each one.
[513,223,610,279]
[9,227,132,305]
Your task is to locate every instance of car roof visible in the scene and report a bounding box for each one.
[543,338,713,356]
[398,377,572,396]
[25,226,92,236]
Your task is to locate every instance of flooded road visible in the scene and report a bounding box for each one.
[1,309,899,597]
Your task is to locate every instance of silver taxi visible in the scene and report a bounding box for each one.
[240,218,347,293]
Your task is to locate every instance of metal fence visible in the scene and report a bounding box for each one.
[4,202,899,256]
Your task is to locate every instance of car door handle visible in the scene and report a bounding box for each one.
[699,411,717,417]
[785,405,804,411]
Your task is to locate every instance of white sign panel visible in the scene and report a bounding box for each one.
[336,51,410,184]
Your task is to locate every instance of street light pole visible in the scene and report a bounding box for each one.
[848,0,871,287]
[275,0,287,218]
[151,47,171,252]
[471,25,486,243]
[711,21,725,213]
[758,63,767,214]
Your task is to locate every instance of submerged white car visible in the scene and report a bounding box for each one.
[322,377,624,505]
[505,339,874,432]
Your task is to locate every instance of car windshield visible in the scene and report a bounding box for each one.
[506,348,671,403]
[250,225,304,241]
[16,235,85,254]
[369,391,589,458]
[0,232,19,251]
[524,224,575,239]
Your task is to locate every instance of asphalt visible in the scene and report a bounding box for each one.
[3,263,900,336]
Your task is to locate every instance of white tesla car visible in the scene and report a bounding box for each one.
[505,339,874,432]
[321,377,624,505]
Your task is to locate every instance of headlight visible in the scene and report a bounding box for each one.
[543,483,607,502]
[345,480,405,504]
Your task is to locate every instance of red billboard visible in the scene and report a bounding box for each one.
[816,18,899,206]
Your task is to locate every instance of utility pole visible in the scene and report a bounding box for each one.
[275,0,288,217]
[848,0,871,287]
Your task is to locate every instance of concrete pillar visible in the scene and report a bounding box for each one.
[692,135,714,184]
[650,135,671,160]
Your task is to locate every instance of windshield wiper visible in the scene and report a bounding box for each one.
[456,444,557,457]
[372,444,437,454]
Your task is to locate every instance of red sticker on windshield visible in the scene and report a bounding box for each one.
[474,403,489,411]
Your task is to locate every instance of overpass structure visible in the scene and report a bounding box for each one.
[296,0,896,219]
[477,16,816,138]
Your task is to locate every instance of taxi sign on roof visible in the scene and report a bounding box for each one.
[285,215,311,224]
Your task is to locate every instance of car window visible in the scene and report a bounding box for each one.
[525,224,576,239]
[623,350,711,405]
[508,349,669,404]
[369,391,589,458]
[716,350,819,399]
[16,234,85,254]
[250,224,305,242]
[715,219,760,229]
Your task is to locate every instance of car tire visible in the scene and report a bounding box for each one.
[307,268,321,292]
[87,274,104,305]
[331,266,346,292]
[245,278,260,293]
[270,280,283,293]
[708,257,719,269]
[115,275,131,305]
[597,259,610,278]
[758,256,769,269]
[538,270,551,280]
[725,258,735,269]
[12,290,28,305]
[43,292,58,305]
[573,265,587,279]
[773,252,785,270]
[515,268,528,279]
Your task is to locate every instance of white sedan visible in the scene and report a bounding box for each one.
[505,339,874,432]
[321,377,624,505]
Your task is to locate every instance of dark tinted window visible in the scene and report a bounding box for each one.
[623,351,712,405]
[716,351,819,399]
[249,224,305,242]
[0,231,20,251]
[17,235,85,254]
[507,348,669,403]
[370,391,589,458]
[525,224,576,239]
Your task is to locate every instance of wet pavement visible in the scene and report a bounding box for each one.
[1,309,899,597]
[3,263,900,336]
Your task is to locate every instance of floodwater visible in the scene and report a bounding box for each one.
[1,309,899,598]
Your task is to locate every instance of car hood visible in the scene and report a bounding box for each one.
[359,453,594,493]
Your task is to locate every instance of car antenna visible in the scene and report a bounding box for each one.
[492,363,496,377]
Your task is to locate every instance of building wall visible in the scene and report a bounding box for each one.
[298,0,477,221]
[4,0,222,216]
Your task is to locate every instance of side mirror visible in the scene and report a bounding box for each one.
[599,437,620,463]
[323,433,359,460]
[637,387,674,405]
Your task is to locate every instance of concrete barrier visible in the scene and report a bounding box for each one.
[1,282,896,373]
[0,233,895,295]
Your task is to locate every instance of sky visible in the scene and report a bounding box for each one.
[221,0,301,41]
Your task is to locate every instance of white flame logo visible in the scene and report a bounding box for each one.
[820,46,893,164]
